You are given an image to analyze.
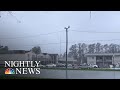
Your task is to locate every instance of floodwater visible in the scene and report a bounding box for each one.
[38,69,120,79]
[0,68,120,79]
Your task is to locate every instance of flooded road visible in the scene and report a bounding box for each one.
[38,69,120,79]
[0,68,120,79]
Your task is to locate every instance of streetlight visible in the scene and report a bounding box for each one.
[64,26,70,79]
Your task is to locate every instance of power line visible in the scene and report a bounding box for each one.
[1,29,120,40]
[67,39,120,43]
[11,39,120,47]
[20,42,67,47]
[70,30,120,33]
[0,30,65,40]
[2,38,120,48]
[23,42,62,46]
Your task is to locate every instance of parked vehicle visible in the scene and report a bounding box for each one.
[56,63,65,67]
[79,64,91,69]
[91,65,98,68]
[88,64,98,68]
[73,64,79,69]
[109,65,113,68]
[39,64,46,68]
[67,64,72,67]
[46,64,56,67]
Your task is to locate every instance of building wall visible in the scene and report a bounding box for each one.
[58,61,78,64]
[49,54,58,64]
[58,57,78,64]
[56,55,58,63]
[87,55,120,65]
[37,54,58,65]
[86,54,120,67]
[87,56,96,65]
[113,55,120,64]
[25,51,36,60]
[0,60,5,65]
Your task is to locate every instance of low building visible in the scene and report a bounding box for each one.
[85,53,120,68]
[37,53,51,65]
[37,53,58,65]
[49,54,59,64]
[0,51,36,66]
[58,57,78,65]
[0,49,59,66]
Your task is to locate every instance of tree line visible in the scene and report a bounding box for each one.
[62,43,120,64]
[0,45,9,54]
[0,45,41,55]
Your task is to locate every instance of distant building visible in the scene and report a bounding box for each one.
[37,53,58,65]
[0,51,36,65]
[8,50,27,54]
[85,53,120,68]
[37,53,51,65]
[49,54,59,64]
[58,57,78,65]
[0,50,59,66]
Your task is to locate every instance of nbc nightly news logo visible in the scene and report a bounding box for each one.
[5,61,41,74]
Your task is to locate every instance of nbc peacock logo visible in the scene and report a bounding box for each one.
[5,68,15,74]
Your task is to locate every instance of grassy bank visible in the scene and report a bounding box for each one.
[1,66,120,71]
[0,75,55,79]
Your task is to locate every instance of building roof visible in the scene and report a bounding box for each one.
[8,50,28,54]
[85,53,120,56]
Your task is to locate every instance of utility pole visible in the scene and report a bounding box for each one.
[113,50,115,79]
[64,26,70,79]
[60,34,61,58]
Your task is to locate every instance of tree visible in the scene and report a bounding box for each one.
[103,44,109,53]
[0,46,9,54]
[0,45,3,49]
[88,44,95,53]
[117,45,120,53]
[32,46,41,60]
[81,43,87,54]
[68,52,72,58]
[78,43,82,64]
[100,44,104,53]
[63,52,66,58]
[78,43,87,64]
[109,44,117,53]
[69,44,78,60]
[81,43,87,63]
[95,43,101,53]
[0,11,21,23]
[3,46,8,52]
[59,54,63,58]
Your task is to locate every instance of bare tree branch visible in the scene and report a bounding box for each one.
[0,11,21,23]
[8,11,21,23]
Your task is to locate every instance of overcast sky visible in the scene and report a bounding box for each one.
[0,11,120,54]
